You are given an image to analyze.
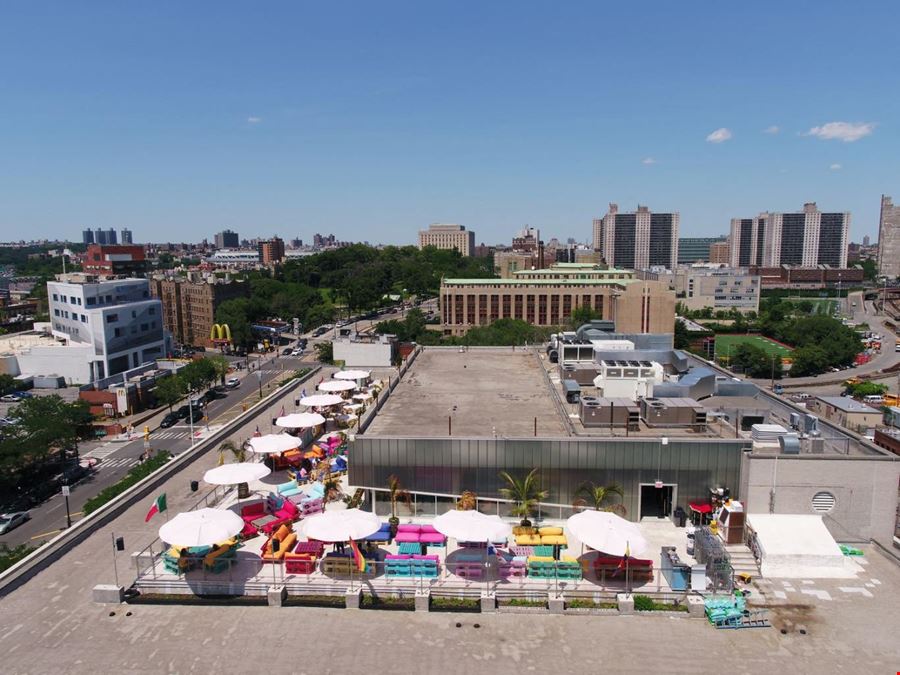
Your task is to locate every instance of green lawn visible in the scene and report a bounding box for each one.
[715,333,793,357]
[784,298,838,315]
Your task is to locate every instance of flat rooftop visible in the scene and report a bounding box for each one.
[364,349,567,437]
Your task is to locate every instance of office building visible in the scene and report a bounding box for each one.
[593,204,679,270]
[120,228,133,245]
[877,195,900,278]
[257,236,285,264]
[708,240,730,265]
[82,229,94,245]
[214,229,240,249]
[730,203,850,269]
[659,267,760,314]
[677,236,726,265]
[150,276,249,348]
[94,228,118,245]
[862,235,870,247]
[512,226,540,253]
[418,223,476,256]
[440,263,674,335]
[82,244,148,277]
[47,274,166,381]
[749,265,864,289]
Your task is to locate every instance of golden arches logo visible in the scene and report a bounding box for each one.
[210,323,232,341]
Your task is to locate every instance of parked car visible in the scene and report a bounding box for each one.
[226,376,240,389]
[0,394,18,403]
[187,406,204,424]
[160,412,180,428]
[0,511,30,535]
[282,347,292,355]
[291,348,304,357]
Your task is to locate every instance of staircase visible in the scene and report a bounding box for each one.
[725,543,760,579]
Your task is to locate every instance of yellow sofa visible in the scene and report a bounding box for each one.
[515,534,542,546]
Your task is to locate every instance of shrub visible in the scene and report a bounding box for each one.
[633,594,655,611]
[82,453,171,515]
[0,543,37,573]
[430,596,480,611]
[502,598,546,608]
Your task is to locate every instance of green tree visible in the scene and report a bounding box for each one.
[573,480,626,515]
[790,345,831,377]
[498,468,548,526]
[569,304,603,329]
[215,298,254,348]
[674,319,691,350]
[179,358,217,393]
[207,355,230,387]
[0,374,21,396]
[154,374,186,411]
[314,341,334,364]
[386,474,412,532]
[843,381,888,398]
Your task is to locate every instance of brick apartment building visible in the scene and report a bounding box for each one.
[150,276,249,348]
[82,244,148,276]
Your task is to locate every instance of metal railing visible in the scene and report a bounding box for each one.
[131,553,688,603]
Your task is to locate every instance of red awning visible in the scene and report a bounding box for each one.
[689,502,712,514]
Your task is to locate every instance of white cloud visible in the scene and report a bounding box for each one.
[706,127,733,143]
[763,125,780,134]
[642,157,657,165]
[805,121,874,142]
[247,116,262,124]
[830,163,842,171]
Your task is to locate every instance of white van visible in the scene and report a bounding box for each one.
[862,394,884,405]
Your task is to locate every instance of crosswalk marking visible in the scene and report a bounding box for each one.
[82,444,118,459]
[100,457,139,470]
[150,431,189,440]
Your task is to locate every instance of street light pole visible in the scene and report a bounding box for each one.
[188,389,196,447]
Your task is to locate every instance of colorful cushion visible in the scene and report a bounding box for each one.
[394,532,420,543]
[541,535,568,546]
[538,526,563,536]
[396,524,421,533]
[515,534,542,546]
[274,524,291,542]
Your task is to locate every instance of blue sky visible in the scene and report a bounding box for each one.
[1,1,898,245]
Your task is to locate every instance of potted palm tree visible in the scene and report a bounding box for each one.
[387,474,411,537]
[573,480,626,516]
[498,468,548,527]
[218,440,251,498]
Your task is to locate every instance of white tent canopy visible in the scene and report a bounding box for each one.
[565,510,648,558]
[298,508,380,542]
[203,462,271,486]
[433,509,511,543]
[276,412,326,429]
[318,380,356,393]
[300,394,344,408]
[333,370,371,381]
[159,508,244,547]
[246,434,300,455]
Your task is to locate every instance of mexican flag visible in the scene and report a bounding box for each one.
[144,494,167,522]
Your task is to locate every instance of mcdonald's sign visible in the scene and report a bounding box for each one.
[210,323,232,344]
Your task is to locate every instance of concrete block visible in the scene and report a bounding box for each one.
[548,596,565,614]
[415,590,430,612]
[92,584,124,604]
[267,585,286,607]
[345,588,362,609]
[686,594,706,618]
[480,592,496,613]
[617,593,634,615]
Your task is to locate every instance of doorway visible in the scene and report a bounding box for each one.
[639,483,675,519]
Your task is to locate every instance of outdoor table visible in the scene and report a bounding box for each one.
[251,514,278,529]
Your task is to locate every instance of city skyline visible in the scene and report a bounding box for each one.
[1,3,898,242]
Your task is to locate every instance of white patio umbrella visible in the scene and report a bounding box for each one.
[203,462,271,485]
[246,433,300,455]
[276,412,326,429]
[433,509,511,543]
[299,508,380,542]
[300,394,344,408]
[565,510,648,558]
[318,380,356,393]
[159,508,244,547]
[333,370,371,381]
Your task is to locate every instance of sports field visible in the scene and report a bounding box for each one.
[715,333,793,357]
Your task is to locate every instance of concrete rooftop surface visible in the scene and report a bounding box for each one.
[364,348,568,438]
[1,547,899,674]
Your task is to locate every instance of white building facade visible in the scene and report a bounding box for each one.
[47,275,167,381]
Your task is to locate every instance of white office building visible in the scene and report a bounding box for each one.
[47,275,167,381]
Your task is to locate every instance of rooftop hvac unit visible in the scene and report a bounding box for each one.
[779,433,801,454]
[803,414,819,435]
[807,437,825,454]
[789,412,801,430]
